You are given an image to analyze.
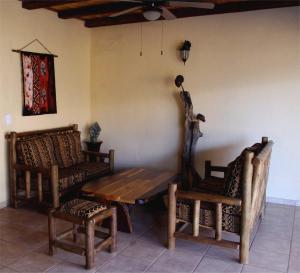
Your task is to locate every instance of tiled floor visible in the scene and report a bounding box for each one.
[0,203,299,273]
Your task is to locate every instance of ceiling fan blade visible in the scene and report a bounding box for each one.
[169,1,215,9]
[109,6,142,18]
[161,7,176,20]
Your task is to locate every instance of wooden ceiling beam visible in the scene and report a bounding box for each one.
[85,13,148,28]
[85,0,300,28]
[21,0,80,10]
[58,2,140,19]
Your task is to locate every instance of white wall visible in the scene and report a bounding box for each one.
[90,7,300,202]
[0,1,91,205]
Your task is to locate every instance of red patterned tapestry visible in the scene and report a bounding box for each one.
[21,52,57,116]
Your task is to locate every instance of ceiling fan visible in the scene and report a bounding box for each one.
[109,1,215,21]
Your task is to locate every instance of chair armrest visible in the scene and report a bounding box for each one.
[14,164,50,176]
[83,149,114,173]
[83,150,110,158]
[176,190,241,206]
[205,160,228,178]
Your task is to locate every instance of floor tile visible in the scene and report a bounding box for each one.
[34,243,73,261]
[119,238,166,263]
[0,265,19,273]
[265,204,295,217]
[194,257,242,273]
[146,247,204,273]
[257,223,293,241]
[242,264,285,273]
[47,260,96,273]
[249,249,289,272]
[288,254,300,273]
[0,240,27,266]
[206,246,240,262]
[290,245,300,257]
[65,248,117,269]
[0,223,48,251]
[251,234,291,255]
[97,255,150,273]
[8,252,58,273]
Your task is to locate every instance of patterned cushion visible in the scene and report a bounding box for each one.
[51,132,84,168]
[224,143,263,199]
[16,136,57,168]
[58,168,86,192]
[60,199,107,219]
[72,162,110,179]
[176,200,241,234]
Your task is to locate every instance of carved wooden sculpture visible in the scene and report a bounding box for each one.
[175,75,205,189]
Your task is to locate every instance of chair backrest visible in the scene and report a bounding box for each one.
[6,124,79,174]
[241,138,273,230]
[250,139,273,227]
[6,124,78,142]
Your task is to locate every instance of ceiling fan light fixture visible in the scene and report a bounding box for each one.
[143,8,162,21]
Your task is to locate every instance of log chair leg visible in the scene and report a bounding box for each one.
[168,183,177,250]
[110,207,117,253]
[11,171,18,208]
[240,230,250,264]
[25,171,31,199]
[48,209,56,256]
[215,203,222,241]
[73,224,78,243]
[193,200,200,237]
[85,220,95,270]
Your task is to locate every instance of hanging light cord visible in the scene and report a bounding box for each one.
[140,23,143,56]
[160,21,164,56]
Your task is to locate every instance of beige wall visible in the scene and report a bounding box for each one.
[0,2,299,205]
[0,1,91,204]
[91,7,300,201]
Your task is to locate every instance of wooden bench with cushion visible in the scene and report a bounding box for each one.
[168,137,273,264]
[6,124,114,209]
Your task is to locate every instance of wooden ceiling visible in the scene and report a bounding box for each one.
[21,0,300,28]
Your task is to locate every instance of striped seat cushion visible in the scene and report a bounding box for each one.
[60,199,107,219]
[51,132,84,168]
[72,162,110,179]
[16,136,57,168]
[58,168,86,192]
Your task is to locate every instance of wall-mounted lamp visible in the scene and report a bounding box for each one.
[180,40,191,65]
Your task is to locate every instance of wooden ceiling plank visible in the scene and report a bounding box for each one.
[21,0,81,10]
[58,2,140,19]
[85,13,147,28]
[85,0,300,28]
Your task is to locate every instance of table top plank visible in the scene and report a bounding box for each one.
[82,168,177,204]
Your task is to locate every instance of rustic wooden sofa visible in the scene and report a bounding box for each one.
[6,124,114,209]
[168,137,273,264]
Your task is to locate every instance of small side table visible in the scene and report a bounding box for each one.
[85,141,103,162]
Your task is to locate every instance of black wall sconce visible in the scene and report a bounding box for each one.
[180,40,191,65]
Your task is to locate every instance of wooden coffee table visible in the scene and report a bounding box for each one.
[81,168,177,233]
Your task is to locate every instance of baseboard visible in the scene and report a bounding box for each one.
[267,196,300,207]
[0,200,8,209]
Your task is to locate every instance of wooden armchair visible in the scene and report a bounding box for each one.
[168,137,273,264]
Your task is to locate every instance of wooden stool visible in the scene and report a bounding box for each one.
[48,199,117,269]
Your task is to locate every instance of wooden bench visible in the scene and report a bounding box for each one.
[6,125,114,209]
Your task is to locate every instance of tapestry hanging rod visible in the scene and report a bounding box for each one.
[12,38,58,57]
